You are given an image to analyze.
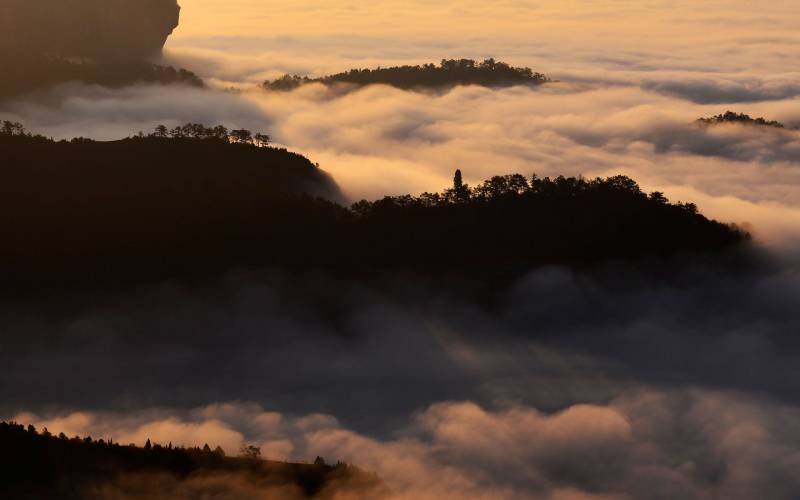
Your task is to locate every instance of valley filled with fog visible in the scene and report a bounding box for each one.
[2,2,800,499]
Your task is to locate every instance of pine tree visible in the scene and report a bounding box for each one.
[451,169,470,203]
[453,169,464,191]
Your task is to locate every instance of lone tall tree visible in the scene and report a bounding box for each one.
[453,169,464,191]
[451,169,470,203]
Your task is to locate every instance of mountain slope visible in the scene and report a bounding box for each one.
[0,124,749,294]
[0,422,384,500]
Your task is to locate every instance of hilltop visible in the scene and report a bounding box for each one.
[264,58,549,92]
[0,421,384,500]
[0,121,344,290]
[0,122,748,293]
[696,111,787,128]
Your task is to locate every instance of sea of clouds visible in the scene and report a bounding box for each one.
[4,259,800,499]
[3,1,800,498]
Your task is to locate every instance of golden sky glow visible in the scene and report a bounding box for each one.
[175,0,800,46]
[169,0,800,91]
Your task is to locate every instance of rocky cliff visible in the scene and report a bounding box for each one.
[0,0,199,98]
[0,0,180,62]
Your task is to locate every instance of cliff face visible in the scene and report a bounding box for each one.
[0,0,180,62]
[0,0,187,97]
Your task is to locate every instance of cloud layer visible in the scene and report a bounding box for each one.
[5,82,800,247]
[3,2,800,498]
[15,387,800,500]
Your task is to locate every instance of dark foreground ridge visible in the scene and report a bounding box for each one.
[264,58,549,92]
[0,421,384,500]
[696,111,787,129]
[0,122,748,293]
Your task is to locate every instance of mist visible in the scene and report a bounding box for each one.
[5,81,800,249]
[5,258,800,499]
[4,2,800,246]
[3,1,800,498]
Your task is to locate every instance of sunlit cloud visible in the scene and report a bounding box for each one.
[6,81,800,246]
[13,387,800,500]
[3,2,800,498]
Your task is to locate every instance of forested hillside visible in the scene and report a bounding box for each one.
[265,58,549,91]
[0,122,748,293]
[696,111,787,128]
[0,421,384,500]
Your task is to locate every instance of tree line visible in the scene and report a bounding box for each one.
[0,121,750,295]
[0,421,383,499]
[1,421,226,457]
[1,120,271,147]
[146,123,271,146]
[265,58,549,91]
[352,169,701,214]
[697,111,787,128]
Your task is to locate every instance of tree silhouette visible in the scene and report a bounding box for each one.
[254,133,271,147]
[649,192,668,204]
[0,420,384,498]
[168,126,185,138]
[445,169,471,203]
[139,123,272,146]
[697,111,786,128]
[0,122,750,294]
[1,121,26,136]
[453,169,464,191]
[239,445,262,459]
[229,129,253,144]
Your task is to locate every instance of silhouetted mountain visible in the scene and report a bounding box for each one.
[0,121,344,291]
[0,0,201,98]
[0,123,748,294]
[697,111,786,128]
[0,421,384,500]
[264,58,549,92]
[346,171,748,271]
